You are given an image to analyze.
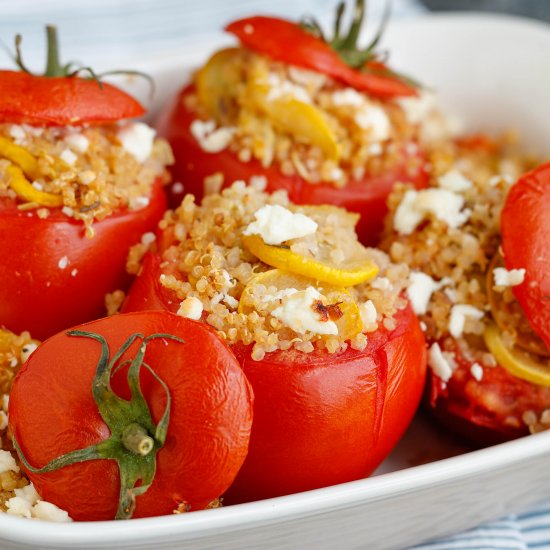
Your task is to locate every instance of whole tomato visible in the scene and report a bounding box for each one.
[123,252,427,503]
[9,311,253,520]
[0,27,167,339]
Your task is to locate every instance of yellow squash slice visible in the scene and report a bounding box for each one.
[483,323,550,387]
[242,233,378,287]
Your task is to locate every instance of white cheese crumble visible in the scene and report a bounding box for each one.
[470,363,484,382]
[407,272,449,315]
[332,88,365,107]
[61,206,74,217]
[272,287,338,335]
[244,204,318,245]
[177,297,203,320]
[355,105,391,141]
[10,124,26,142]
[21,343,38,363]
[0,449,19,474]
[397,91,437,125]
[449,304,484,338]
[428,343,456,383]
[393,188,470,235]
[249,175,268,191]
[31,501,72,522]
[65,133,89,153]
[288,66,327,91]
[58,256,69,269]
[493,267,526,287]
[190,119,235,154]
[266,73,311,104]
[6,483,72,522]
[60,149,77,166]
[359,300,378,328]
[117,122,156,163]
[129,196,150,210]
[438,170,472,192]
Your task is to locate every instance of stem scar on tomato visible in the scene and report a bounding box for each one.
[13,330,184,520]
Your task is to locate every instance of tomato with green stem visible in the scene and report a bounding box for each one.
[0,26,167,340]
[158,0,427,244]
[9,311,253,520]
[122,253,427,503]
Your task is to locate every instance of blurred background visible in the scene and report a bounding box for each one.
[0,0,548,70]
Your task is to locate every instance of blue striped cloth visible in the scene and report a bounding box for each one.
[1,1,550,548]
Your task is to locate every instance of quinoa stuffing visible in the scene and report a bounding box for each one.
[187,48,455,191]
[0,122,173,237]
[382,133,550,434]
[0,329,71,521]
[129,179,411,361]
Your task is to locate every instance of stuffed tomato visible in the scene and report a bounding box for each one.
[383,136,548,443]
[154,0,466,244]
[123,180,427,503]
[0,27,172,340]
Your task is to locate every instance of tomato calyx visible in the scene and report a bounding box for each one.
[7,25,154,94]
[300,0,420,88]
[13,329,183,520]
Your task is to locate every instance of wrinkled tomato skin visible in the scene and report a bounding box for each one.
[156,85,429,245]
[501,162,550,349]
[427,342,550,445]
[123,254,427,502]
[0,180,167,340]
[9,311,253,521]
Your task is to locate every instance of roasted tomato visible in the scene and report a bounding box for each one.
[156,0,429,245]
[0,27,169,340]
[9,311,253,521]
[122,182,427,503]
[384,152,550,443]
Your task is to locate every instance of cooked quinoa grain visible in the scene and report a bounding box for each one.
[0,122,173,234]
[132,181,410,359]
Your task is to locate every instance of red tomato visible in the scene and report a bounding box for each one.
[123,253,427,503]
[427,341,550,444]
[0,180,167,341]
[156,85,429,245]
[0,71,144,126]
[9,311,253,520]
[501,162,550,349]
[226,17,416,99]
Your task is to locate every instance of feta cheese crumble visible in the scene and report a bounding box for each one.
[428,343,456,383]
[60,149,77,166]
[271,287,338,335]
[438,170,472,192]
[190,119,235,154]
[449,304,484,338]
[359,300,378,329]
[470,363,484,382]
[407,272,449,315]
[493,267,526,287]
[244,204,318,245]
[266,73,311,104]
[177,297,203,321]
[393,188,471,235]
[0,449,19,474]
[65,133,89,153]
[117,122,156,163]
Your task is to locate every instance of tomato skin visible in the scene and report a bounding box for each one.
[501,162,550,349]
[0,179,167,341]
[8,311,253,520]
[427,341,550,444]
[225,17,416,99]
[0,71,145,126]
[156,85,429,245]
[123,253,427,502]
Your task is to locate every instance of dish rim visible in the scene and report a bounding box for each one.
[1,10,550,547]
